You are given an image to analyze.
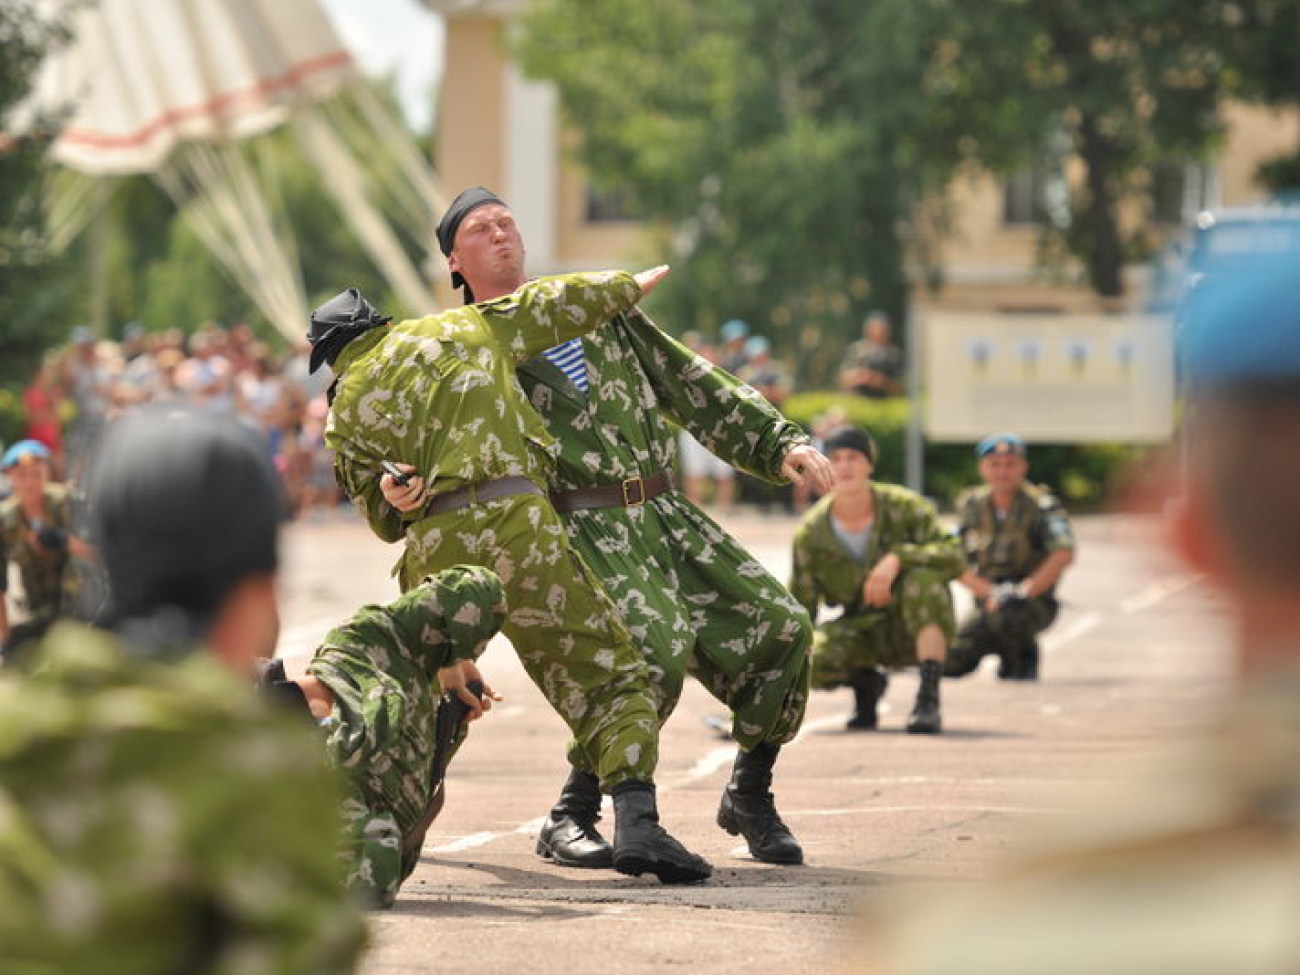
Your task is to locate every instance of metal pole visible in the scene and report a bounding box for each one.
[905,302,924,494]
[89,177,111,337]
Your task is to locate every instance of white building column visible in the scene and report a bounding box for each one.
[504,63,558,273]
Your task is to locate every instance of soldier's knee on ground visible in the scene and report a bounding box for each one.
[942,638,984,678]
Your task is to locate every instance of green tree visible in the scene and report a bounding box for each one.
[519,0,1234,366]
[1217,0,1300,195]
[519,0,978,386]
[932,1,1231,297]
[0,2,79,388]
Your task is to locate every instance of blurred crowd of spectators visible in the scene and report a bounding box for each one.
[11,322,342,518]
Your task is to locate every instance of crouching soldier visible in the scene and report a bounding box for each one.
[263,565,506,908]
[790,427,964,733]
[945,433,1076,682]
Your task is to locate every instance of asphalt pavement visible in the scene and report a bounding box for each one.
[276,506,1232,975]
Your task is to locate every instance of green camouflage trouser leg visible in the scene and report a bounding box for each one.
[559,496,811,766]
[311,567,505,906]
[400,493,659,790]
[811,568,956,690]
[945,594,1059,678]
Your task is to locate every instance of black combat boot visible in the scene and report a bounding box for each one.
[611,780,713,884]
[906,659,943,734]
[535,768,613,869]
[717,742,804,864]
[846,668,889,730]
[998,641,1040,681]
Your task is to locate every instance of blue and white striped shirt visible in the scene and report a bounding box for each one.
[542,337,589,393]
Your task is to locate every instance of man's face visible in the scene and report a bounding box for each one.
[7,459,48,501]
[447,203,526,292]
[980,453,1028,493]
[830,448,873,489]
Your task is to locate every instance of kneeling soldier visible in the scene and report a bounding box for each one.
[790,427,964,733]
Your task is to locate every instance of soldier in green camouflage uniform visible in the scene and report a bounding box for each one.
[945,434,1076,682]
[0,407,366,974]
[0,440,92,661]
[315,185,710,884]
[269,566,505,908]
[508,306,830,868]
[790,428,964,733]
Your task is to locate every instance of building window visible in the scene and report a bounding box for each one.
[1002,168,1048,226]
[1152,161,1218,226]
[585,184,638,223]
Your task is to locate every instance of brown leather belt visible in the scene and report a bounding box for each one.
[549,471,674,513]
[426,476,545,516]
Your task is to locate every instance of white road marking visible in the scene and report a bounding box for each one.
[428,831,502,853]
[1119,573,1202,614]
[1041,611,1100,653]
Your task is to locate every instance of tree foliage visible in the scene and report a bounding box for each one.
[519,0,1236,376]
[0,1,79,387]
[1217,0,1300,195]
[933,0,1231,296]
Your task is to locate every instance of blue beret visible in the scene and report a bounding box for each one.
[976,433,1026,458]
[1179,252,1300,389]
[744,335,771,357]
[721,319,750,342]
[2,439,51,469]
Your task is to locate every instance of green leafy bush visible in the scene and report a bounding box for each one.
[781,392,1156,510]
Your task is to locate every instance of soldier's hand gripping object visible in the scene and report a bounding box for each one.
[429,679,484,793]
[381,461,412,487]
[989,581,1028,608]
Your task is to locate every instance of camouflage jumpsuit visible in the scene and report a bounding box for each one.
[790,485,964,688]
[519,309,812,757]
[0,623,367,974]
[0,484,77,655]
[945,484,1075,678]
[309,566,505,908]
[327,271,659,790]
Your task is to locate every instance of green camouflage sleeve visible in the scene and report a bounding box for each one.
[332,450,406,543]
[623,310,809,483]
[388,566,507,676]
[1037,494,1077,553]
[481,271,642,361]
[893,494,966,579]
[789,527,822,616]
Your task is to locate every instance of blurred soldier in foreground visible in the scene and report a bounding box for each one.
[944,434,1076,681]
[790,427,964,733]
[262,566,506,908]
[0,407,366,974]
[878,256,1300,973]
[317,185,710,884]
[0,439,97,662]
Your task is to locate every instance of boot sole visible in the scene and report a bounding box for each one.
[613,851,712,884]
[535,837,614,870]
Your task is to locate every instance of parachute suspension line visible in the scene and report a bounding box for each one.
[292,107,436,317]
[319,95,429,248]
[347,82,448,222]
[153,141,307,341]
[44,170,103,255]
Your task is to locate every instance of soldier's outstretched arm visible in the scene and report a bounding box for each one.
[482,268,659,360]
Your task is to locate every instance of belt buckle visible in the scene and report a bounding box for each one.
[621,476,646,506]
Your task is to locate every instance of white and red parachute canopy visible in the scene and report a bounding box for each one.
[21,0,358,175]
